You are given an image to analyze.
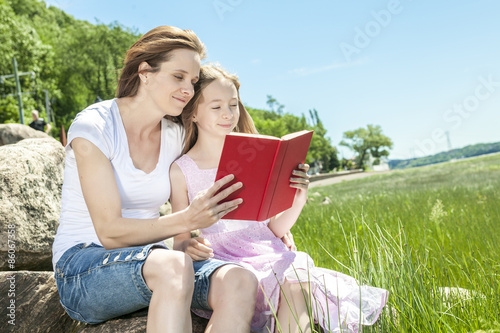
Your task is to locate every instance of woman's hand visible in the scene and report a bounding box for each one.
[290,163,310,205]
[182,237,214,261]
[182,174,243,231]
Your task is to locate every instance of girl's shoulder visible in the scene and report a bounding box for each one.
[173,154,199,175]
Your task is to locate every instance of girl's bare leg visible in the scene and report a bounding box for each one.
[276,281,312,333]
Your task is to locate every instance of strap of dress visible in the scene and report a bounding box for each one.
[173,154,198,203]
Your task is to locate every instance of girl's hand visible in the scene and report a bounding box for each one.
[290,163,310,204]
[183,237,214,261]
[183,174,243,230]
[281,231,297,251]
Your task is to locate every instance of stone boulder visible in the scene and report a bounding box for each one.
[0,138,65,270]
[0,123,49,146]
[0,271,209,332]
[75,309,209,333]
[0,271,82,332]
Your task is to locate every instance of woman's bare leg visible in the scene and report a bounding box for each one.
[276,281,312,333]
[205,264,258,333]
[142,249,195,333]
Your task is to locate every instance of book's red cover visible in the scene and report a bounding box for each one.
[215,130,313,221]
[259,131,313,219]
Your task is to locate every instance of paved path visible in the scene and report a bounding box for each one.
[309,170,392,188]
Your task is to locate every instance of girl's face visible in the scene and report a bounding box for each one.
[143,48,200,117]
[194,78,240,138]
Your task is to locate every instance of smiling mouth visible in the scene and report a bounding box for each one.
[173,96,187,104]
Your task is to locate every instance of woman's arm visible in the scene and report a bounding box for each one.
[73,138,242,249]
[267,164,310,239]
[170,162,214,261]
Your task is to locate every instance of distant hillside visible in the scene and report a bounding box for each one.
[389,141,500,169]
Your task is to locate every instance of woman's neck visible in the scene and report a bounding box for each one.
[116,96,163,139]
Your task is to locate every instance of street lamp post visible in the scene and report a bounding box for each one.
[12,57,25,124]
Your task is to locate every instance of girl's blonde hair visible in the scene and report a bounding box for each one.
[181,64,258,154]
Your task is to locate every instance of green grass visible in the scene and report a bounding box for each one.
[293,153,500,332]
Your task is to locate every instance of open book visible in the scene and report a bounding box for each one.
[215,130,313,221]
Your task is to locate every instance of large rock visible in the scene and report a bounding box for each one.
[0,271,209,332]
[0,271,82,332]
[75,309,209,333]
[0,138,65,270]
[0,123,49,146]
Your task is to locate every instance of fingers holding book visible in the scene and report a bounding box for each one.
[290,163,310,191]
[186,174,243,229]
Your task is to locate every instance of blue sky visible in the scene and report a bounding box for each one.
[44,0,500,160]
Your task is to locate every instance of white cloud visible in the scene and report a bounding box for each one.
[288,58,368,77]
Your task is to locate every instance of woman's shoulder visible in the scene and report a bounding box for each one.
[71,99,115,130]
[67,100,118,157]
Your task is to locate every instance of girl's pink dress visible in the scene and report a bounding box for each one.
[175,155,388,333]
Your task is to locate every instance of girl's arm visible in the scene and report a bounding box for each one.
[267,164,310,239]
[170,162,214,261]
[73,138,241,250]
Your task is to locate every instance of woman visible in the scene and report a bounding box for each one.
[52,26,258,333]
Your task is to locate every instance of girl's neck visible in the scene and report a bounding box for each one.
[188,133,226,169]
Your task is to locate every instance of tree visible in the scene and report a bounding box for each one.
[246,105,339,172]
[2,0,139,134]
[307,109,339,172]
[266,94,284,115]
[340,124,393,169]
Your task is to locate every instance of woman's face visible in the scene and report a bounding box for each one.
[144,48,201,117]
[194,78,240,138]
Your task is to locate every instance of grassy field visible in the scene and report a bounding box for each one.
[293,153,500,332]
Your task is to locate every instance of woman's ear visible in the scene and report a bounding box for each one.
[138,61,152,83]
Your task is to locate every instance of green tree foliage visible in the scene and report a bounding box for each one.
[0,0,51,123]
[1,0,138,134]
[246,98,339,172]
[340,124,393,169]
[266,94,284,115]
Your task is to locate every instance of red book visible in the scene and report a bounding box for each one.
[215,130,313,221]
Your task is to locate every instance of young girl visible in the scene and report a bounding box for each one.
[170,64,389,332]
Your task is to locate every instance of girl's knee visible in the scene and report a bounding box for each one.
[282,281,310,298]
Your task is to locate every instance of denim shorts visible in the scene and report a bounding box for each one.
[54,242,229,324]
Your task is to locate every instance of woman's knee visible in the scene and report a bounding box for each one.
[142,249,194,293]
